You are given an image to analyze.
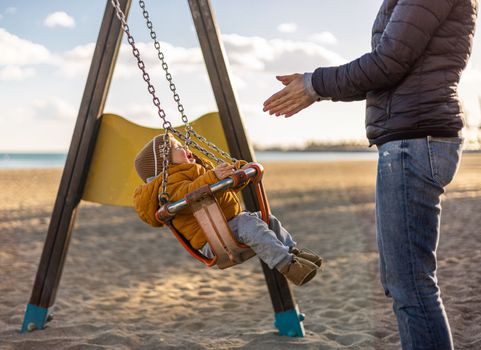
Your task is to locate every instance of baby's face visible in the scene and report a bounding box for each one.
[171,139,195,164]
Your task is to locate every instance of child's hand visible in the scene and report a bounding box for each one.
[214,163,235,180]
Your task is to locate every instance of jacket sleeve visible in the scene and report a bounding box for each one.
[333,93,367,102]
[168,170,219,202]
[132,178,164,227]
[305,72,366,102]
[312,0,455,99]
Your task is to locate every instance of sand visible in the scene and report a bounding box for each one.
[1,154,481,349]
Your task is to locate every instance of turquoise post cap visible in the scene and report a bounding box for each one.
[274,305,306,337]
[21,304,49,333]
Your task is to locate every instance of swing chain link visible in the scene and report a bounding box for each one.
[186,132,238,164]
[110,0,172,132]
[111,0,237,170]
[138,0,192,142]
[159,132,171,204]
[136,0,238,165]
[168,128,225,164]
[111,0,173,201]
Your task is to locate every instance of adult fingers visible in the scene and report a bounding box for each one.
[276,75,291,86]
[284,105,304,118]
[263,88,289,111]
[264,92,294,114]
[268,89,306,115]
[269,98,301,116]
[283,99,315,118]
[276,74,298,84]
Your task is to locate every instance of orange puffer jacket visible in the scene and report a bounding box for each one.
[133,160,243,249]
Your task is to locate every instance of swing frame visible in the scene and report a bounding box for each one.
[21,0,306,337]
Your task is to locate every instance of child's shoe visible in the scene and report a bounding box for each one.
[290,247,323,267]
[278,256,317,286]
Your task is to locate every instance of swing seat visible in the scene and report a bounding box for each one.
[157,184,256,269]
[82,112,269,269]
[187,184,256,269]
[156,162,271,269]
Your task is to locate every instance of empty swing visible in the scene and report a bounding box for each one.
[111,0,271,269]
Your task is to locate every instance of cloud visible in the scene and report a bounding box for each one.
[222,34,346,73]
[107,102,162,126]
[44,11,76,28]
[115,41,203,78]
[32,98,77,121]
[0,101,76,151]
[459,65,481,127]
[460,64,481,84]
[308,31,338,45]
[58,42,95,78]
[0,7,16,21]
[277,23,298,34]
[0,65,35,81]
[5,7,16,15]
[0,28,54,65]
[54,33,346,82]
[0,97,78,126]
[58,40,203,79]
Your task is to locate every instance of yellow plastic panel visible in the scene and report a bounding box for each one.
[82,112,230,207]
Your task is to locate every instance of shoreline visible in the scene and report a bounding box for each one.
[2,150,481,170]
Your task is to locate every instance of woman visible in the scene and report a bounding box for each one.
[263,1,478,349]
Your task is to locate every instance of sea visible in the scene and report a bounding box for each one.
[0,151,378,169]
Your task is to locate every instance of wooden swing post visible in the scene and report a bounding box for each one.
[21,0,133,332]
[188,0,305,336]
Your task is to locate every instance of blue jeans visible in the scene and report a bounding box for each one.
[376,137,462,350]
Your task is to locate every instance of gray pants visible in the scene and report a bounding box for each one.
[199,211,296,270]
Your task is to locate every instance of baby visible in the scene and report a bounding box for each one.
[133,134,322,285]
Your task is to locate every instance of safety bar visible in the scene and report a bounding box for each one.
[166,166,258,214]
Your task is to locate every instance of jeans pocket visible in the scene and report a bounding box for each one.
[427,136,463,187]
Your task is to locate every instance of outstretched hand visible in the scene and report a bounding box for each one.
[263,73,317,118]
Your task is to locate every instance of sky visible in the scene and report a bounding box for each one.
[1,0,480,152]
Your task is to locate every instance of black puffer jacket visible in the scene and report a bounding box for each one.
[311,0,478,145]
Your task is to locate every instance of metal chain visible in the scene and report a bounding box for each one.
[187,131,237,164]
[110,0,172,132]
[158,133,170,204]
[111,0,173,198]
[137,0,237,164]
[138,0,192,142]
[170,128,227,164]
[110,0,237,170]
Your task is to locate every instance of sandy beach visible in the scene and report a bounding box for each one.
[1,155,481,349]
